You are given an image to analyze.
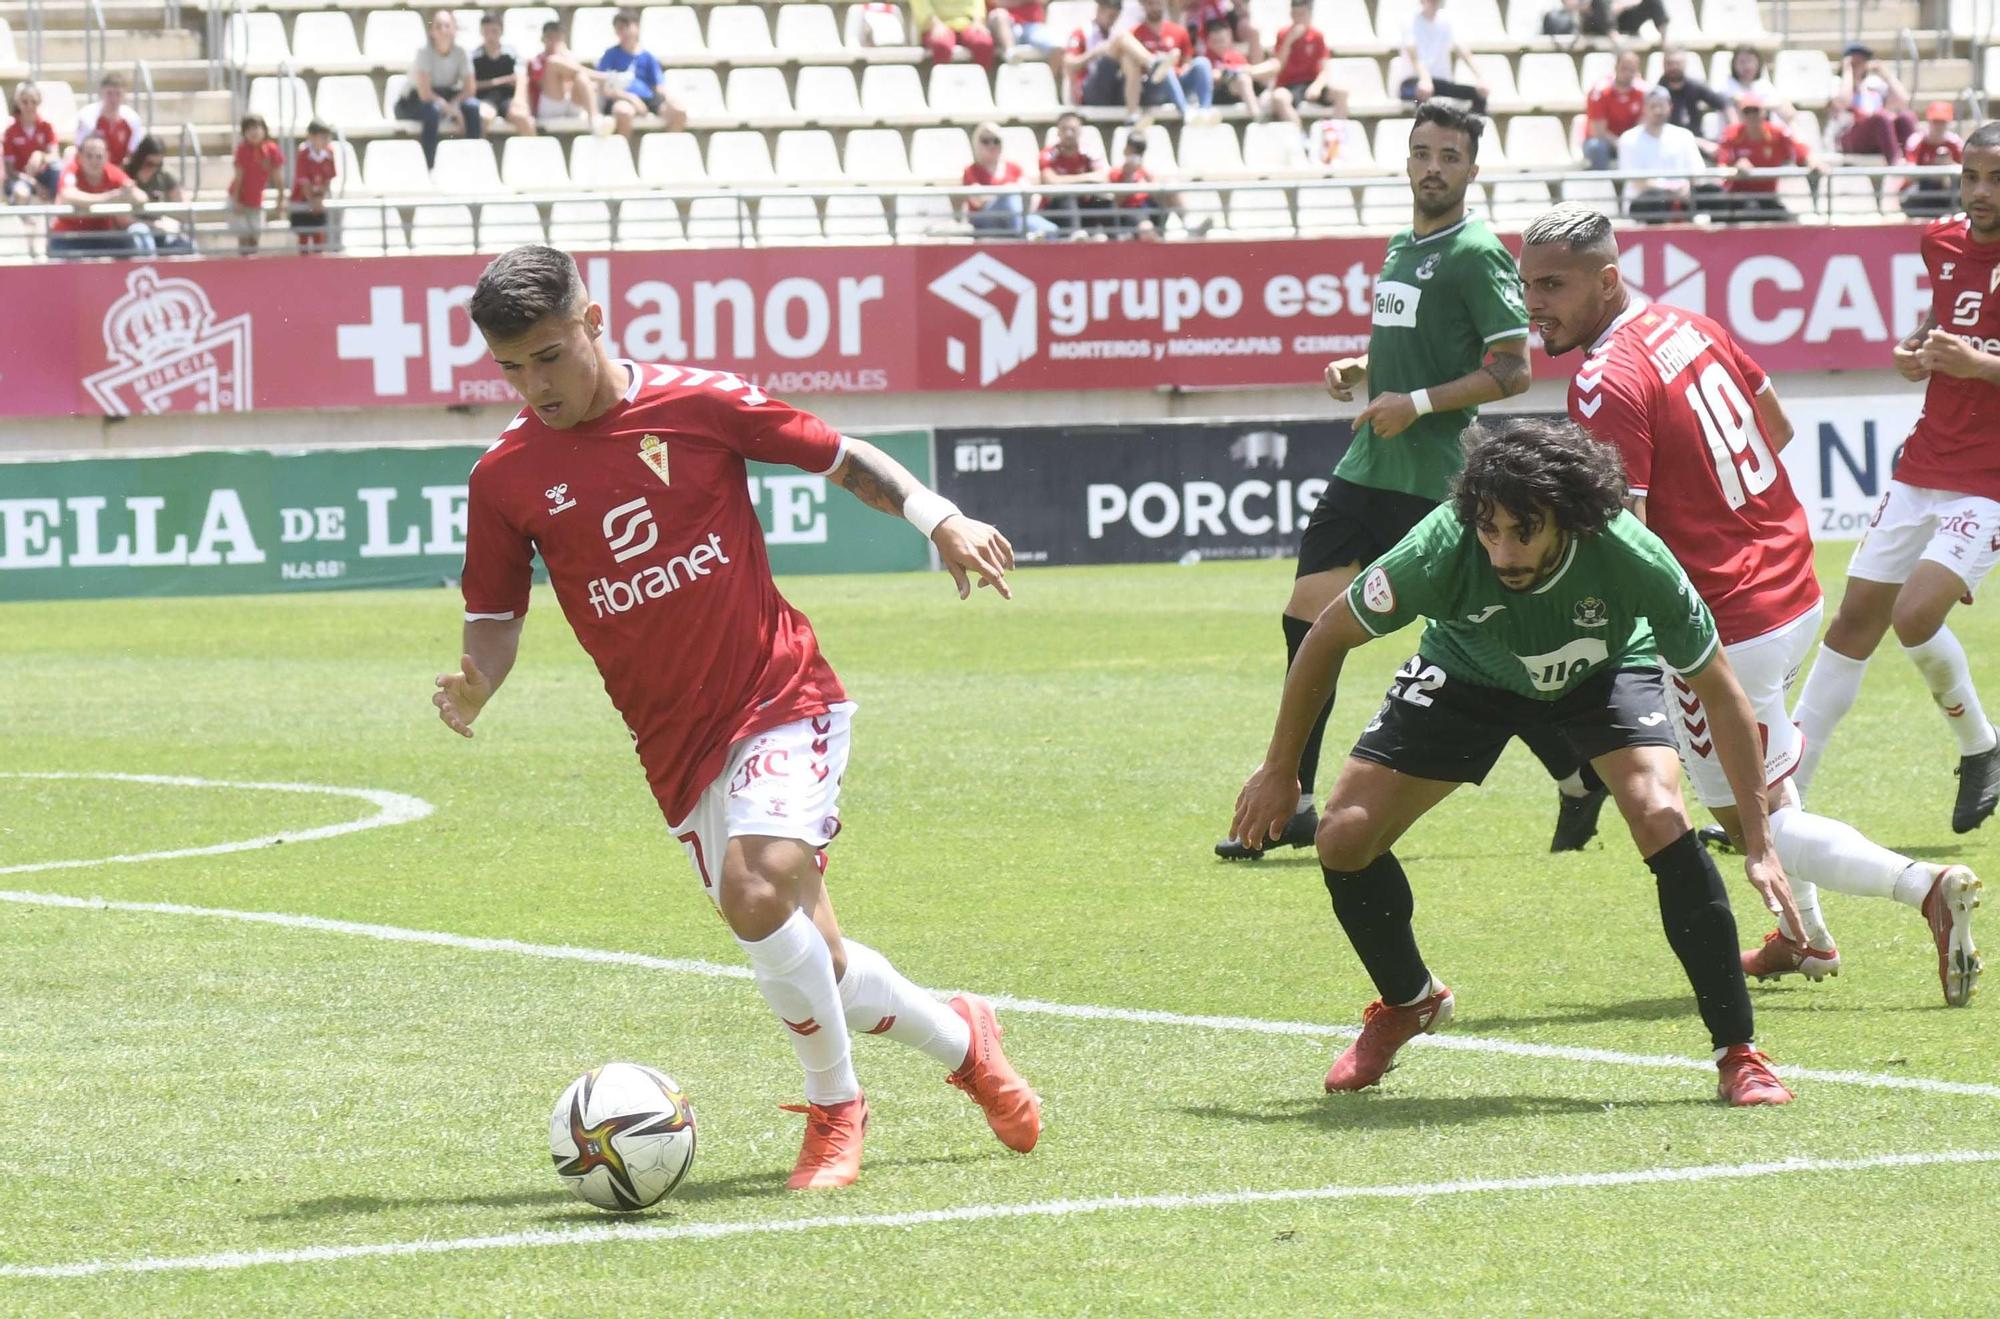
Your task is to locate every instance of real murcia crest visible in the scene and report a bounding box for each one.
[1572,595,1609,628]
[637,434,670,485]
[82,267,252,415]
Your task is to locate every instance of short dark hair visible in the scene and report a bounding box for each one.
[100,71,127,91]
[240,113,269,135]
[614,6,641,24]
[1203,15,1234,33]
[469,245,588,341]
[1452,418,1627,539]
[124,134,164,170]
[1057,110,1082,127]
[1521,202,1618,264]
[1412,98,1483,160]
[542,19,564,35]
[481,9,504,25]
[1967,120,2000,152]
[306,117,332,137]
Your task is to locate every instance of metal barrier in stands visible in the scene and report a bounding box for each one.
[81,0,107,95]
[134,59,155,139]
[22,0,43,79]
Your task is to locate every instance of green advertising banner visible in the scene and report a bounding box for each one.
[0,430,933,602]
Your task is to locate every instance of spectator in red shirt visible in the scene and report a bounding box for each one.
[989,0,1063,63]
[1187,0,1262,61]
[1203,19,1262,118]
[50,135,150,258]
[1065,0,1153,109]
[1903,101,1965,219]
[4,81,59,205]
[961,120,1057,237]
[1038,111,1113,234]
[1715,94,1818,222]
[290,119,339,252]
[1583,46,1646,170]
[1079,0,1212,117]
[77,72,145,169]
[228,113,285,254]
[1266,0,1347,128]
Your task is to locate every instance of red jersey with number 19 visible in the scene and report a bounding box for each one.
[1566,299,1819,646]
[1897,216,2000,503]
[460,361,848,824]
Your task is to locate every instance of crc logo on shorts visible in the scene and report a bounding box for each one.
[929,253,1038,386]
[603,497,659,563]
[1361,565,1395,613]
[1571,596,1609,628]
[1941,511,1982,541]
[1372,280,1421,329]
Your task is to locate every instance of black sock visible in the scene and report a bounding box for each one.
[1285,613,1336,798]
[1323,852,1432,1004]
[1645,829,1754,1052]
[1519,726,1603,793]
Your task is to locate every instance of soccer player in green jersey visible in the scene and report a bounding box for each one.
[1233,418,1801,1106]
[1215,98,1604,862]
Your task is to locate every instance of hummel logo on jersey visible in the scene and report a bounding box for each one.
[1942,262,1957,282]
[1466,605,1506,623]
[585,532,733,618]
[604,497,659,564]
[545,483,576,514]
[1638,712,1667,727]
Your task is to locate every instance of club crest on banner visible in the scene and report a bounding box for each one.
[82,268,253,415]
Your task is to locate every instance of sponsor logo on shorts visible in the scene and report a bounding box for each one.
[1942,511,1982,540]
[1361,565,1395,613]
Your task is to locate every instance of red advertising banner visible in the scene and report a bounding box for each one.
[0,223,1935,419]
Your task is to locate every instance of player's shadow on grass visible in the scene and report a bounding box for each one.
[1181,1092,1707,1132]
[256,1189,578,1222]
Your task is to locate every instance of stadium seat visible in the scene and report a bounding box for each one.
[685,195,754,243]
[757,194,823,242]
[501,136,570,190]
[248,76,313,136]
[842,127,914,181]
[549,199,614,247]
[431,139,503,194]
[706,6,777,58]
[795,67,865,123]
[362,139,431,194]
[1459,54,1516,106]
[997,124,1040,168]
[1229,187,1295,232]
[571,135,641,188]
[1702,0,1767,37]
[330,140,362,199]
[1243,120,1310,173]
[639,130,708,182]
[1046,0,1095,42]
[1578,51,1615,91]
[1773,51,1833,107]
[643,6,706,55]
[1504,114,1572,167]
[570,8,621,60]
[929,64,997,120]
[380,75,412,124]
[1176,189,1226,234]
[824,194,892,241]
[410,202,477,253]
[844,4,909,48]
[662,69,727,123]
[1316,118,1372,170]
[1247,0,1288,42]
[861,66,930,123]
[892,191,957,238]
[1559,174,1618,207]
[775,129,844,183]
[996,63,1060,113]
[1315,0,1385,51]
[618,197,684,245]
[1478,130,1511,168]
[1488,179,1550,224]
[909,125,973,181]
[705,130,776,184]
[727,68,797,125]
[775,5,842,57]
[362,11,425,67]
[342,205,409,254]
[225,13,290,68]
[1829,172,1882,218]
[1179,122,1245,178]
[0,18,17,77]
[292,12,365,69]
[503,7,560,55]
[1110,122,1177,174]
[1373,117,1415,167]
[1297,183,1360,231]
[1323,57,1390,112]
[1359,182,1409,226]
[1515,52,1585,112]
[1661,0,1703,41]
[478,202,546,250]
[1504,0,1546,40]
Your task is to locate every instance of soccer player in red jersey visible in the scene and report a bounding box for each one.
[1522,204,1983,1006]
[434,247,1040,1189]
[1793,123,2000,842]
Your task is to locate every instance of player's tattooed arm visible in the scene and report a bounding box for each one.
[830,439,920,517]
[1479,338,1532,399]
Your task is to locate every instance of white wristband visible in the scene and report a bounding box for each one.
[902,487,961,539]
[1409,388,1434,417]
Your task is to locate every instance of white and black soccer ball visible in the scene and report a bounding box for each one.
[548,1063,697,1211]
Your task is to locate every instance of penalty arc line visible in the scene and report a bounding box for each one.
[5,1148,2000,1280]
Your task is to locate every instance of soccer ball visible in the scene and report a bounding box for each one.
[548,1063,697,1211]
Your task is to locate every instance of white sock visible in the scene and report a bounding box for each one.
[836,940,973,1070]
[1893,861,1938,910]
[1769,805,1914,947]
[1556,770,1590,798]
[1793,646,1869,791]
[1901,628,1998,755]
[738,910,858,1105]
[1296,792,1315,813]
[1396,975,1437,1007]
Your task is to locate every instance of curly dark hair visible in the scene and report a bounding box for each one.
[1451,418,1628,538]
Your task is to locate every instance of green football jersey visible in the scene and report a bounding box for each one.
[1345,505,1719,701]
[1333,215,1530,501]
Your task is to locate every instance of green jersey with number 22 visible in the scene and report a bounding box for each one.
[1345,505,1720,701]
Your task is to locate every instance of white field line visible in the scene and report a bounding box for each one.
[4,887,1999,1101]
[0,773,433,876]
[6,1148,2000,1281]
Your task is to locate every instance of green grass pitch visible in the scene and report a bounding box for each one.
[2,546,1997,1315]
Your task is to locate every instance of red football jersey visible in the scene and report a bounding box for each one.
[1038,144,1101,176]
[1898,217,2000,502]
[1273,24,1327,86]
[461,363,849,824]
[2,115,54,172]
[1131,20,1194,68]
[232,138,283,206]
[76,103,140,165]
[1586,79,1646,136]
[1109,161,1152,207]
[1568,299,1820,645]
[1904,130,1963,168]
[290,142,336,202]
[1716,122,1807,193]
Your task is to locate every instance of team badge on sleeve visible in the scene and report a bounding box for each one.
[638,434,671,485]
[1362,566,1396,613]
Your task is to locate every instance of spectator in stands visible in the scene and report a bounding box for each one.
[1832,43,1915,161]
[914,0,997,70]
[473,10,536,138]
[1071,0,1160,114]
[1718,46,1790,122]
[1039,110,1113,233]
[396,9,485,169]
[1620,84,1706,221]
[1187,0,1262,62]
[989,0,1064,65]
[597,7,686,137]
[1902,101,1964,219]
[227,113,284,254]
[1657,45,1727,160]
[1582,46,1645,169]
[290,118,338,251]
[1108,132,1162,237]
[961,120,1057,236]
[530,23,599,132]
[50,135,151,258]
[1204,19,1264,119]
[1126,0,1214,117]
[123,134,193,253]
[1579,0,1668,40]
[77,72,145,168]
[4,81,59,205]
[1267,0,1347,131]
[1540,0,1587,37]
[1398,0,1486,116]
[1715,93,1817,221]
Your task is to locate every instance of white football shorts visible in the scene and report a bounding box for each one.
[1668,602,1821,809]
[1847,480,2000,595]
[667,702,855,906]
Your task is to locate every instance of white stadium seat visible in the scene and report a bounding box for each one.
[685,195,754,243]
[362,139,430,194]
[225,12,290,67]
[569,8,621,59]
[1323,57,1389,110]
[478,202,547,249]
[996,63,1059,113]
[1229,187,1295,232]
[503,7,560,55]
[1243,121,1309,173]
[1504,114,1573,168]
[662,69,726,122]
[409,203,476,253]
[570,135,641,189]
[292,12,364,66]
[643,6,705,54]
[705,130,776,184]
[727,68,796,124]
[248,76,312,135]
[619,197,684,245]
[843,128,913,181]
[861,66,929,120]
[1110,122,1177,174]
[706,5,776,57]
[1298,184,1360,231]
[909,126,974,181]
[362,11,425,66]
[775,129,844,183]
[824,194,891,240]
[1373,117,1415,167]
[757,194,823,242]
[775,4,841,55]
[928,64,996,116]
[795,67,865,123]
[1179,122,1246,177]
[639,131,708,183]
[549,199,614,246]
[431,139,502,195]
[1515,52,1585,111]
[342,204,409,254]
[501,136,570,191]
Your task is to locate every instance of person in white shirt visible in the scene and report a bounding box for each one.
[75,72,146,165]
[1618,85,1707,221]
[1718,46,1793,124]
[1397,0,1486,115]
